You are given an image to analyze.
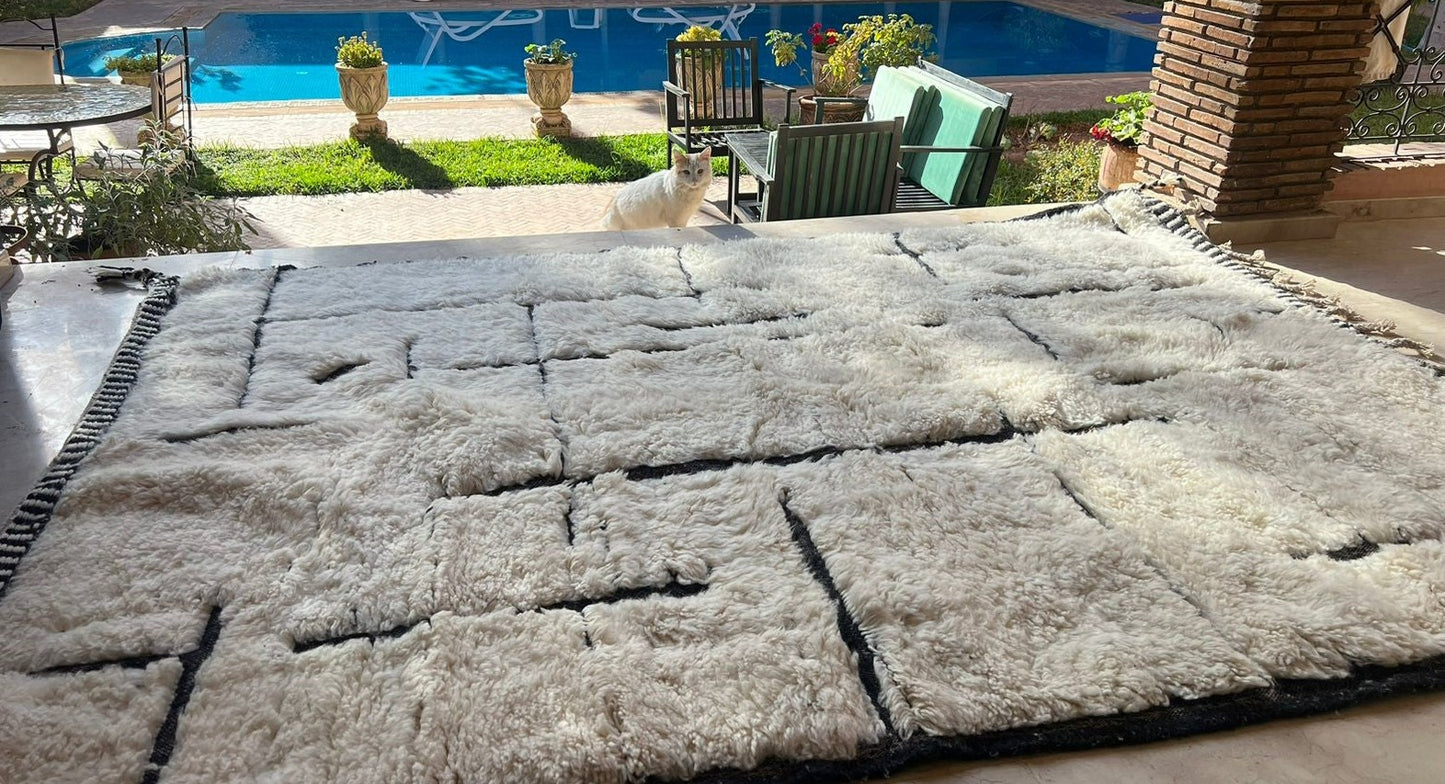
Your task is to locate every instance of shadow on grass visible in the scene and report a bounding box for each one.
[360,137,456,189]
[554,136,660,180]
[189,157,227,196]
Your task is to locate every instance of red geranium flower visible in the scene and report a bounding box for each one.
[812,27,840,53]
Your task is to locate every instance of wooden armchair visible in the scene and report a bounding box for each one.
[814,61,1012,211]
[663,38,795,159]
[731,117,904,223]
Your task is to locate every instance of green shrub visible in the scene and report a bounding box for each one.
[336,33,383,68]
[524,39,576,64]
[989,139,1102,206]
[1,0,104,21]
[103,52,175,74]
[1090,91,1152,146]
[676,25,722,43]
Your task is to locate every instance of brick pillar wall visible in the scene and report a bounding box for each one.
[1139,0,1376,218]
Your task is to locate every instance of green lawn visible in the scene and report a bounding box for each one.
[194,135,673,196]
[193,109,1113,208]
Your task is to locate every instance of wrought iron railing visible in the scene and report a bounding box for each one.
[1347,0,1445,153]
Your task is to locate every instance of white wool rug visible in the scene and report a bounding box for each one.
[3,192,1445,783]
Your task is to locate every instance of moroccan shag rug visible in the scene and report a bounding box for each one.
[3,192,1445,784]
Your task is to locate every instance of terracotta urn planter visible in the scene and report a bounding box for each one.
[810,50,859,100]
[336,63,390,140]
[797,94,866,125]
[1098,142,1140,191]
[676,52,724,120]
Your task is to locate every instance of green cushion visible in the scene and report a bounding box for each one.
[905,73,1006,206]
[864,67,936,146]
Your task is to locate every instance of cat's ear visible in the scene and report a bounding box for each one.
[699,148,712,163]
[673,150,688,167]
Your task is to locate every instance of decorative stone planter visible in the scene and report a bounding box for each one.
[117,69,151,87]
[336,63,390,140]
[1098,142,1140,191]
[524,60,574,138]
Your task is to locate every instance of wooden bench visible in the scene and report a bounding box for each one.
[815,61,1012,211]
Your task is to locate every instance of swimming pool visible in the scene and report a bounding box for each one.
[61,2,1157,104]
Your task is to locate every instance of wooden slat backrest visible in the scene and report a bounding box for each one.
[150,55,188,125]
[762,117,904,221]
[664,39,765,130]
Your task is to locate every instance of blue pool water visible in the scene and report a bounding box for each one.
[61,2,1157,104]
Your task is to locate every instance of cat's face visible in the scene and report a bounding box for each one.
[672,149,713,189]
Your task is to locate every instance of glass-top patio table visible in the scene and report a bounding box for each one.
[0,83,153,183]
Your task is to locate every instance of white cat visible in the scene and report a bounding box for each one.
[601,149,713,230]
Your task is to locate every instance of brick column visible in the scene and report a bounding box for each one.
[1140,0,1376,229]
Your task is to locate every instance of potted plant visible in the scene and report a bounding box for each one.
[674,25,723,119]
[1090,91,1151,191]
[104,52,176,86]
[523,38,576,138]
[766,13,935,124]
[335,32,388,140]
[0,122,255,261]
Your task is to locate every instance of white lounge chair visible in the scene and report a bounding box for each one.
[628,5,757,40]
[408,11,545,66]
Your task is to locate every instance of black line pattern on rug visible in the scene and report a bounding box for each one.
[1011,282,1168,300]
[142,605,224,784]
[893,233,937,278]
[676,248,700,297]
[563,488,577,546]
[779,492,896,736]
[1001,312,1060,360]
[292,619,423,654]
[527,304,569,477]
[0,275,180,601]
[640,311,811,332]
[404,337,416,379]
[443,313,817,371]
[238,267,287,409]
[1103,371,1181,387]
[455,417,1158,499]
[259,291,702,326]
[290,578,707,653]
[1289,534,1423,562]
[1049,469,1217,625]
[31,651,174,676]
[160,421,315,444]
[313,360,368,384]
